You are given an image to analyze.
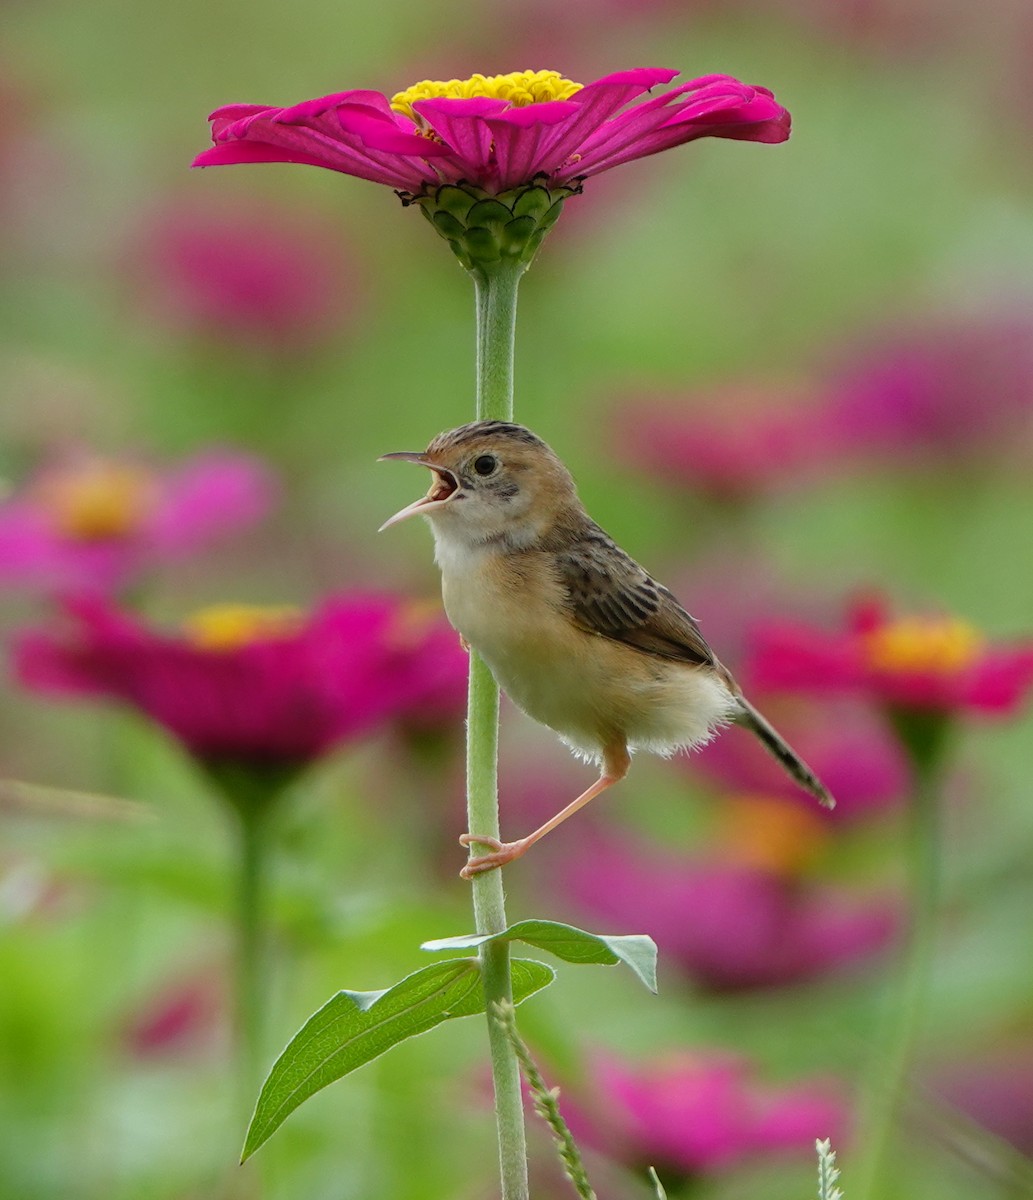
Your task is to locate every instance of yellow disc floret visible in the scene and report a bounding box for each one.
[716,794,829,877]
[391,70,582,122]
[37,462,158,541]
[183,604,304,652]
[863,617,984,676]
[386,599,439,650]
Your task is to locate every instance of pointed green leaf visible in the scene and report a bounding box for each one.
[242,957,554,1161]
[422,919,658,994]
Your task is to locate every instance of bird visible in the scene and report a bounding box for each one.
[380,419,833,878]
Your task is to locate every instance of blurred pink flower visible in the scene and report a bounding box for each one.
[136,201,358,353]
[613,384,833,502]
[375,600,470,734]
[193,68,789,195]
[566,833,897,991]
[931,1045,1033,1157]
[749,595,1033,717]
[613,319,1033,507]
[12,592,466,767]
[820,319,1033,464]
[0,449,276,595]
[695,698,908,821]
[122,974,223,1059]
[564,1051,847,1180]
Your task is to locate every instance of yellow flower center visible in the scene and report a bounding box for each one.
[716,794,830,877]
[391,70,583,122]
[36,462,158,541]
[386,599,440,649]
[863,617,984,676]
[183,604,304,652]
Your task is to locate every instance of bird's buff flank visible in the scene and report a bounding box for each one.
[380,421,833,877]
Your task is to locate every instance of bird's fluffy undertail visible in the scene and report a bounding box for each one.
[735,699,836,809]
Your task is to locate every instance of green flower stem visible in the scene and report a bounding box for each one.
[494,1000,597,1200]
[235,798,271,1107]
[472,261,525,422]
[204,761,294,1127]
[466,257,529,1200]
[858,712,950,1200]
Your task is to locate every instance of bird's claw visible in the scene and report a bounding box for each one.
[459,833,525,879]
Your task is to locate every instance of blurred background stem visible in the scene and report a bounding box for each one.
[204,761,294,1130]
[858,713,949,1200]
[466,257,529,1200]
[234,797,270,1109]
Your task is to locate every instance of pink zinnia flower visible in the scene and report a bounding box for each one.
[135,201,359,354]
[12,593,467,767]
[0,449,276,596]
[122,973,223,1059]
[748,595,1033,717]
[820,318,1033,465]
[695,699,908,822]
[566,832,897,992]
[613,383,834,503]
[193,68,789,196]
[564,1051,847,1180]
[931,1044,1033,1157]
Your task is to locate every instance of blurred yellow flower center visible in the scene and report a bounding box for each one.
[387,599,439,649]
[717,793,829,877]
[863,617,984,676]
[37,462,158,541]
[183,604,304,651]
[391,70,583,121]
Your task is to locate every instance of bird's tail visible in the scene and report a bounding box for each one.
[734,699,835,809]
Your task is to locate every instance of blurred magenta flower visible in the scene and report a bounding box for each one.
[386,600,472,734]
[123,973,222,1059]
[566,829,897,991]
[0,449,276,595]
[565,1050,847,1180]
[13,592,466,767]
[613,383,833,503]
[821,319,1033,464]
[696,698,908,821]
[749,595,1033,716]
[931,1045,1033,1157]
[613,319,1033,507]
[193,68,789,195]
[136,201,358,354]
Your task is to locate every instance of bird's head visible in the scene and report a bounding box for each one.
[379,420,578,548]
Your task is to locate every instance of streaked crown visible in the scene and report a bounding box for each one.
[421,420,579,544]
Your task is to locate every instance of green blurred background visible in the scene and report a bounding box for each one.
[2,0,1033,1197]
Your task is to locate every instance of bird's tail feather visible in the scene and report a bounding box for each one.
[735,700,835,809]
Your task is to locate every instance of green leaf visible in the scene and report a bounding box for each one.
[422,919,658,994]
[648,1167,668,1199]
[242,957,554,1161]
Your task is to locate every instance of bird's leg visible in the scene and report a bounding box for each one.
[459,738,630,879]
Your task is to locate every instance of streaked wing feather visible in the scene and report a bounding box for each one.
[555,528,716,666]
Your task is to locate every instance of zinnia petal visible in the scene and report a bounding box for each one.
[193,67,790,199]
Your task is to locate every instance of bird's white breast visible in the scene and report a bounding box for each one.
[431,524,737,763]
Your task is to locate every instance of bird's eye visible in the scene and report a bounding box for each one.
[473,454,497,477]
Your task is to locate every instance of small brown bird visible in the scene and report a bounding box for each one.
[381,420,833,878]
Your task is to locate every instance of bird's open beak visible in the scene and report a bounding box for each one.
[378,452,461,531]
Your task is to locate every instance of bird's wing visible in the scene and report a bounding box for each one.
[554,526,717,667]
